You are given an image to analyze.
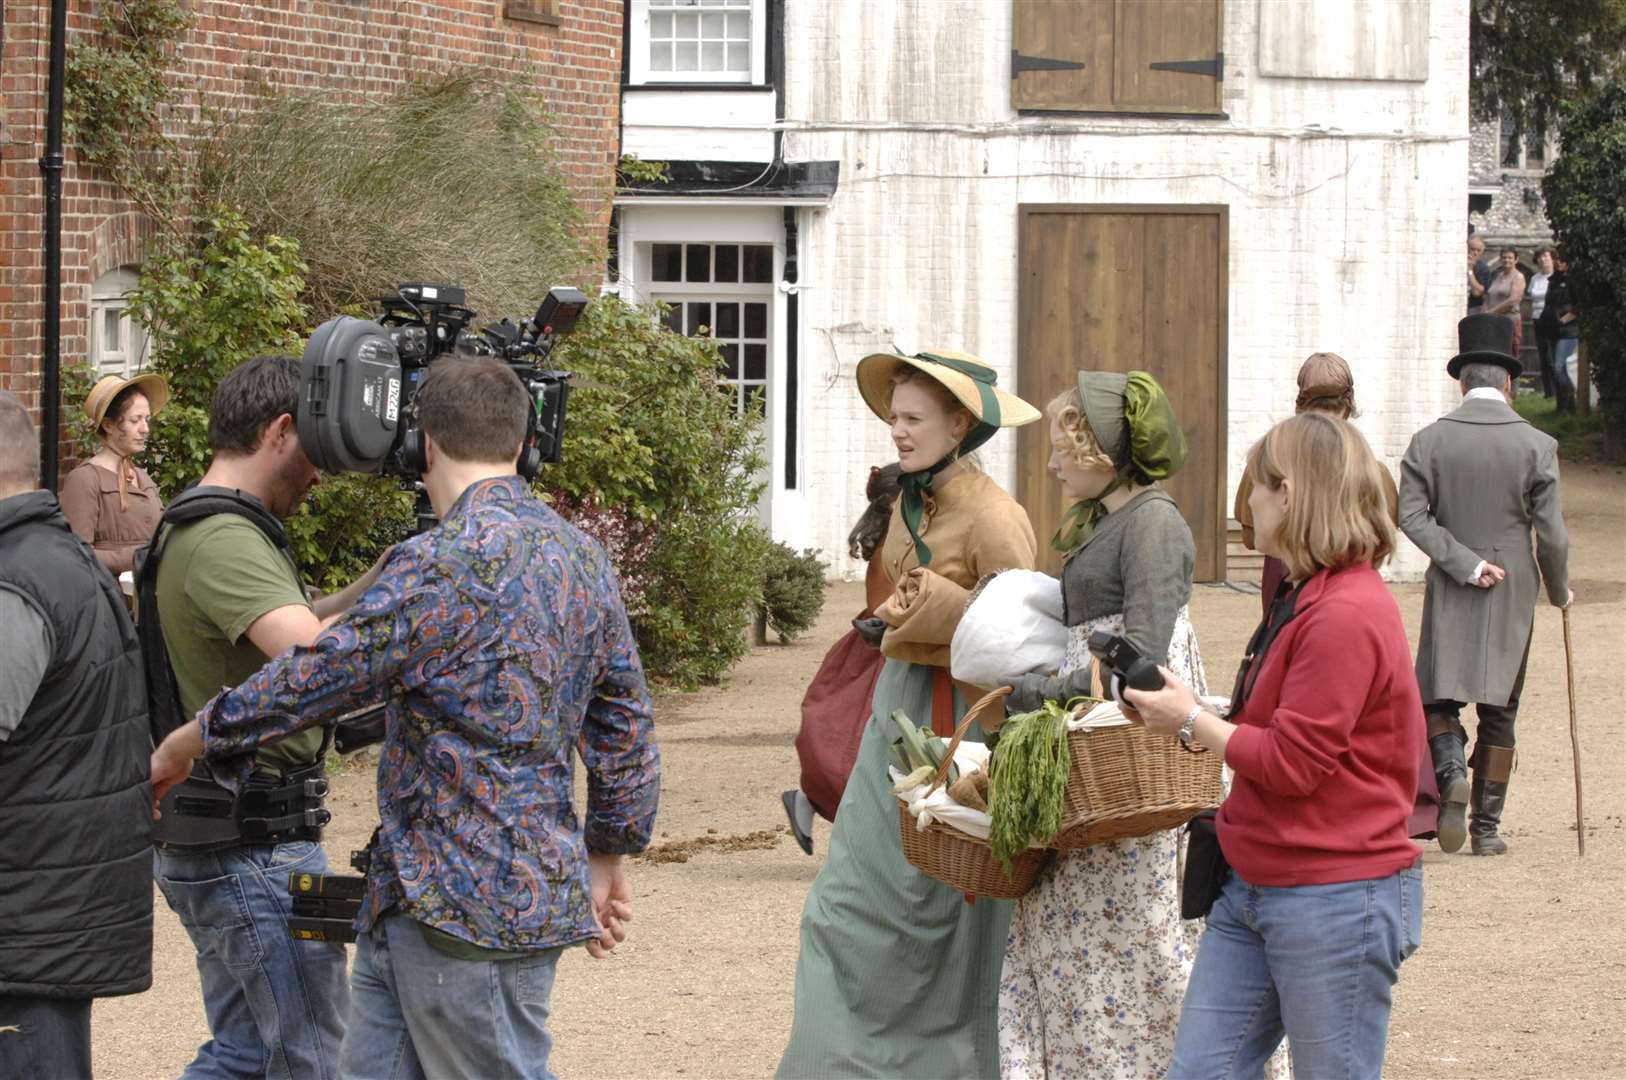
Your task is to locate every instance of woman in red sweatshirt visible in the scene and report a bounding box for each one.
[1125,411,1426,1080]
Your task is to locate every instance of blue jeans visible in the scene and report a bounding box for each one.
[339,910,563,1080]
[1169,865,1423,1080]
[1554,337,1578,393]
[0,995,90,1078]
[155,840,349,1080]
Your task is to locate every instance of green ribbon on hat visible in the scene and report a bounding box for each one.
[1052,370,1188,555]
[896,352,1003,566]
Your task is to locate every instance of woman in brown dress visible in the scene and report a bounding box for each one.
[59,373,169,576]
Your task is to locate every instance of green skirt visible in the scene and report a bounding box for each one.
[777,660,1012,1080]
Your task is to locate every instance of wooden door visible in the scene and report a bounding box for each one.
[1017,205,1228,580]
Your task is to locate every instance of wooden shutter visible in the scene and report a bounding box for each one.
[1011,0,1111,111]
[1012,0,1223,115]
[1115,0,1223,113]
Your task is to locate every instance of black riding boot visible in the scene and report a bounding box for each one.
[1429,730,1470,853]
[1469,744,1515,856]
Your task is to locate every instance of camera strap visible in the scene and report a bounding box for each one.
[1228,579,1307,718]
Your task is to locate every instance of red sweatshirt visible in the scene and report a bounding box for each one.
[1219,564,1425,886]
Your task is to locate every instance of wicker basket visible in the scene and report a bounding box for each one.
[1049,720,1222,849]
[897,805,1048,899]
[893,688,1048,899]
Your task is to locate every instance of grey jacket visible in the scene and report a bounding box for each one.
[1060,488,1195,662]
[1399,395,1569,706]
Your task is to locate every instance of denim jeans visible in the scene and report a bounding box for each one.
[1554,337,1578,394]
[155,840,349,1080]
[339,910,563,1080]
[1169,865,1423,1080]
[0,995,91,1079]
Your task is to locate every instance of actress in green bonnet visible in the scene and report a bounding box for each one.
[995,371,1289,1080]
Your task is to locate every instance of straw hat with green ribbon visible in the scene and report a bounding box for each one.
[856,349,1040,567]
[1053,370,1187,555]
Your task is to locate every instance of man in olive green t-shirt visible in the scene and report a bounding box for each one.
[151,356,383,1079]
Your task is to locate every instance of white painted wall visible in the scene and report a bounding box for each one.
[771,0,1469,582]
[622,89,777,162]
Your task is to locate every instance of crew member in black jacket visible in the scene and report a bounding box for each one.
[0,389,153,1076]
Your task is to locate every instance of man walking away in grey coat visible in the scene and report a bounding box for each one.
[0,390,154,1076]
[1400,314,1572,857]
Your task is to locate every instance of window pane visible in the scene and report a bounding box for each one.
[650,12,673,38]
[662,302,683,333]
[726,42,749,72]
[744,302,767,338]
[675,12,699,36]
[685,302,709,335]
[701,11,725,37]
[652,243,683,281]
[719,343,740,378]
[1525,128,1546,165]
[715,302,741,337]
[651,42,674,71]
[1500,110,1520,167]
[747,387,766,418]
[744,343,767,380]
[701,40,724,71]
[725,11,748,38]
[103,309,122,353]
[713,244,739,282]
[685,244,711,283]
[743,244,773,283]
[675,40,699,70]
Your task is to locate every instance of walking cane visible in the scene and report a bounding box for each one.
[1562,607,1585,856]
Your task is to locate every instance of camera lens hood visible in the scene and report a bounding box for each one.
[298,316,404,474]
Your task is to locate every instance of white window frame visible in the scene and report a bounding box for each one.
[89,268,148,379]
[650,240,775,420]
[627,0,767,86]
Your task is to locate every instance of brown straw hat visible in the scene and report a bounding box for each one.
[83,373,169,434]
[856,349,1040,428]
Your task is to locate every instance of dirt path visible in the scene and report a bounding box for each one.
[94,464,1626,1079]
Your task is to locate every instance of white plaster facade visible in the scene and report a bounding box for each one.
[617,0,1472,581]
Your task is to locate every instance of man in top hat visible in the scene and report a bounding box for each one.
[1399,313,1572,856]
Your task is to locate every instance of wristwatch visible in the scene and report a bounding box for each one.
[1177,704,1204,747]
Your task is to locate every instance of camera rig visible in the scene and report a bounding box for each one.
[297,283,587,527]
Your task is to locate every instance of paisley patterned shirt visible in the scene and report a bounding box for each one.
[197,475,660,951]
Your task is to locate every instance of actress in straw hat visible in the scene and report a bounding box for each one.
[59,372,169,575]
[778,350,1039,1080]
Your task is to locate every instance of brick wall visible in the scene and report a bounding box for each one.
[0,0,623,470]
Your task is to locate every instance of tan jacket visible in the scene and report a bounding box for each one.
[59,461,163,576]
[874,469,1037,668]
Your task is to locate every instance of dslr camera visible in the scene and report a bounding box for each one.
[296,283,587,490]
[1086,630,1166,706]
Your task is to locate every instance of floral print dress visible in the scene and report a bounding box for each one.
[997,610,1290,1080]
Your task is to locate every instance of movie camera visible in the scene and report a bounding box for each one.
[296,283,587,491]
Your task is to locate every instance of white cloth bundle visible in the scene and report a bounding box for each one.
[949,570,1067,689]
[890,739,994,838]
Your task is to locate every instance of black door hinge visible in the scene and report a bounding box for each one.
[1149,52,1224,80]
[1012,49,1087,78]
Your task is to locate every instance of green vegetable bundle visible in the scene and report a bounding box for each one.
[987,700,1071,874]
[886,710,959,786]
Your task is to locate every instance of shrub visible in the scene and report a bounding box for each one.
[1544,80,1626,461]
[192,71,595,319]
[547,295,771,686]
[759,543,828,643]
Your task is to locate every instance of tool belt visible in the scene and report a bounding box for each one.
[154,761,331,852]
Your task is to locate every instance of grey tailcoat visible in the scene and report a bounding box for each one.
[1399,395,1570,706]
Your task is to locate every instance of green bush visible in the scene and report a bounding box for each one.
[759,543,828,643]
[548,296,771,686]
[1544,79,1626,460]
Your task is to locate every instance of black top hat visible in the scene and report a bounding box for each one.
[1447,313,1521,379]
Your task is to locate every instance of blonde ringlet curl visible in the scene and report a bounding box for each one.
[1245,412,1395,582]
[1044,386,1115,471]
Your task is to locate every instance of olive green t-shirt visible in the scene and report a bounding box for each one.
[155,514,324,771]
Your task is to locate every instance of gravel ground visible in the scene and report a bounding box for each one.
[93,463,1626,1079]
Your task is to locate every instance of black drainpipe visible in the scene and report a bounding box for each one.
[39,0,68,491]
[783,206,798,491]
